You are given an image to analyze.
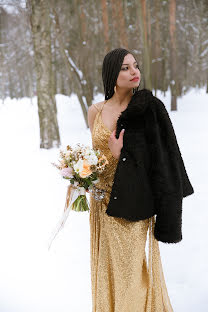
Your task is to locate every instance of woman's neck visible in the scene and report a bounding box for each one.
[110,89,133,107]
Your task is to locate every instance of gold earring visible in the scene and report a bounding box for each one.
[114,85,117,93]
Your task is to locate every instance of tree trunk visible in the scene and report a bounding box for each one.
[117,0,128,49]
[111,0,119,47]
[207,73,208,93]
[52,8,89,127]
[169,0,177,111]
[139,0,152,90]
[147,0,151,54]
[153,0,162,94]
[101,0,110,53]
[0,14,5,103]
[29,0,61,149]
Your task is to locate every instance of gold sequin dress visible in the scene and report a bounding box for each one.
[89,101,174,312]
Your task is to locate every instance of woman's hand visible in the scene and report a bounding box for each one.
[108,129,125,159]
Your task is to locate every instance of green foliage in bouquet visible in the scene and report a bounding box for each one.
[70,171,98,190]
[71,195,89,212]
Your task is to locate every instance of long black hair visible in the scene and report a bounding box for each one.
[102,48,140,100]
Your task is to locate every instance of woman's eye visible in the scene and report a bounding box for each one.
[121,65,139,71]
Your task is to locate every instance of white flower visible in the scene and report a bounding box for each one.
[83,147,98,165]
[85,154,98,166]
[73,159,84,173]
[85,146,91,154]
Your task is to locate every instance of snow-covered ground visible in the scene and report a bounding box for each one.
[0,88,207,311]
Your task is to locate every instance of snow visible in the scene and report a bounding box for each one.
[64,50,84,81]
[0,88,207,311]
[1,1,26,14]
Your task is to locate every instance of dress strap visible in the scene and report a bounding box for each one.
[93,103,100,112]
[93,100,108,113]
[100,100,108,113]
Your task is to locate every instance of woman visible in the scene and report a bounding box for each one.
[87,48,193,311]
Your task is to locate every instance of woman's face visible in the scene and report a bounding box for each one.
[116,53,141,90]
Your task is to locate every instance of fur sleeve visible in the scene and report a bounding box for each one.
[151,96,194,243]
[153,96,194,197]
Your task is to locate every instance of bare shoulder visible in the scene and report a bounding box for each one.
[88,100,105,133]
[90,100,106,111]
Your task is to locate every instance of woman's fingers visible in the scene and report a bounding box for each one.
[110,129,125,139]
[110,129,116,138]
[119,128,125,142]
[108,128,125,159]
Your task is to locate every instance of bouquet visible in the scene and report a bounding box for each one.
[48,143,108,250]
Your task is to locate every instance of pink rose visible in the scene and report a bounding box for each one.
[60,167,73,178]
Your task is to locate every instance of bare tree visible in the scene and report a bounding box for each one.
[0,7,6,103]
[169,0,178,110]
[138,0,152,90]
[1,0,208,110]
[51,7,90,127]
[101,0,110,53]
[28,0,60,149]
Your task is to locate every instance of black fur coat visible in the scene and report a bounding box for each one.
[105,89,194,244]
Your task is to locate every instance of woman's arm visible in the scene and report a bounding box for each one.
[87,104,98,134]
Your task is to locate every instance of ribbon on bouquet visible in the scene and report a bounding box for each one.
[48,184,86,250]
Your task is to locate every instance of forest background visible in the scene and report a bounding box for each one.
[0,1,207,311]
[0,0,207,148]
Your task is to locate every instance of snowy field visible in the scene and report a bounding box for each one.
[0,88,207,312]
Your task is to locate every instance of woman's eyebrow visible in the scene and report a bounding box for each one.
[122,61,137,65]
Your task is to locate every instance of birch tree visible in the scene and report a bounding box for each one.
[29,0,60,148]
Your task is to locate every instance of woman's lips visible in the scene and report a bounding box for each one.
[130,77,139,81]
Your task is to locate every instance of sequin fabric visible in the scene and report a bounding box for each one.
[89,101,174,312]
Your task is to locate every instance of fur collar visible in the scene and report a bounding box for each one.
[118,88,153,122]
[115,88,153,137]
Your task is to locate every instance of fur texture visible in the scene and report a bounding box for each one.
[105,89,194,244]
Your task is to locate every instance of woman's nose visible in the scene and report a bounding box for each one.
[130,66,138,75]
